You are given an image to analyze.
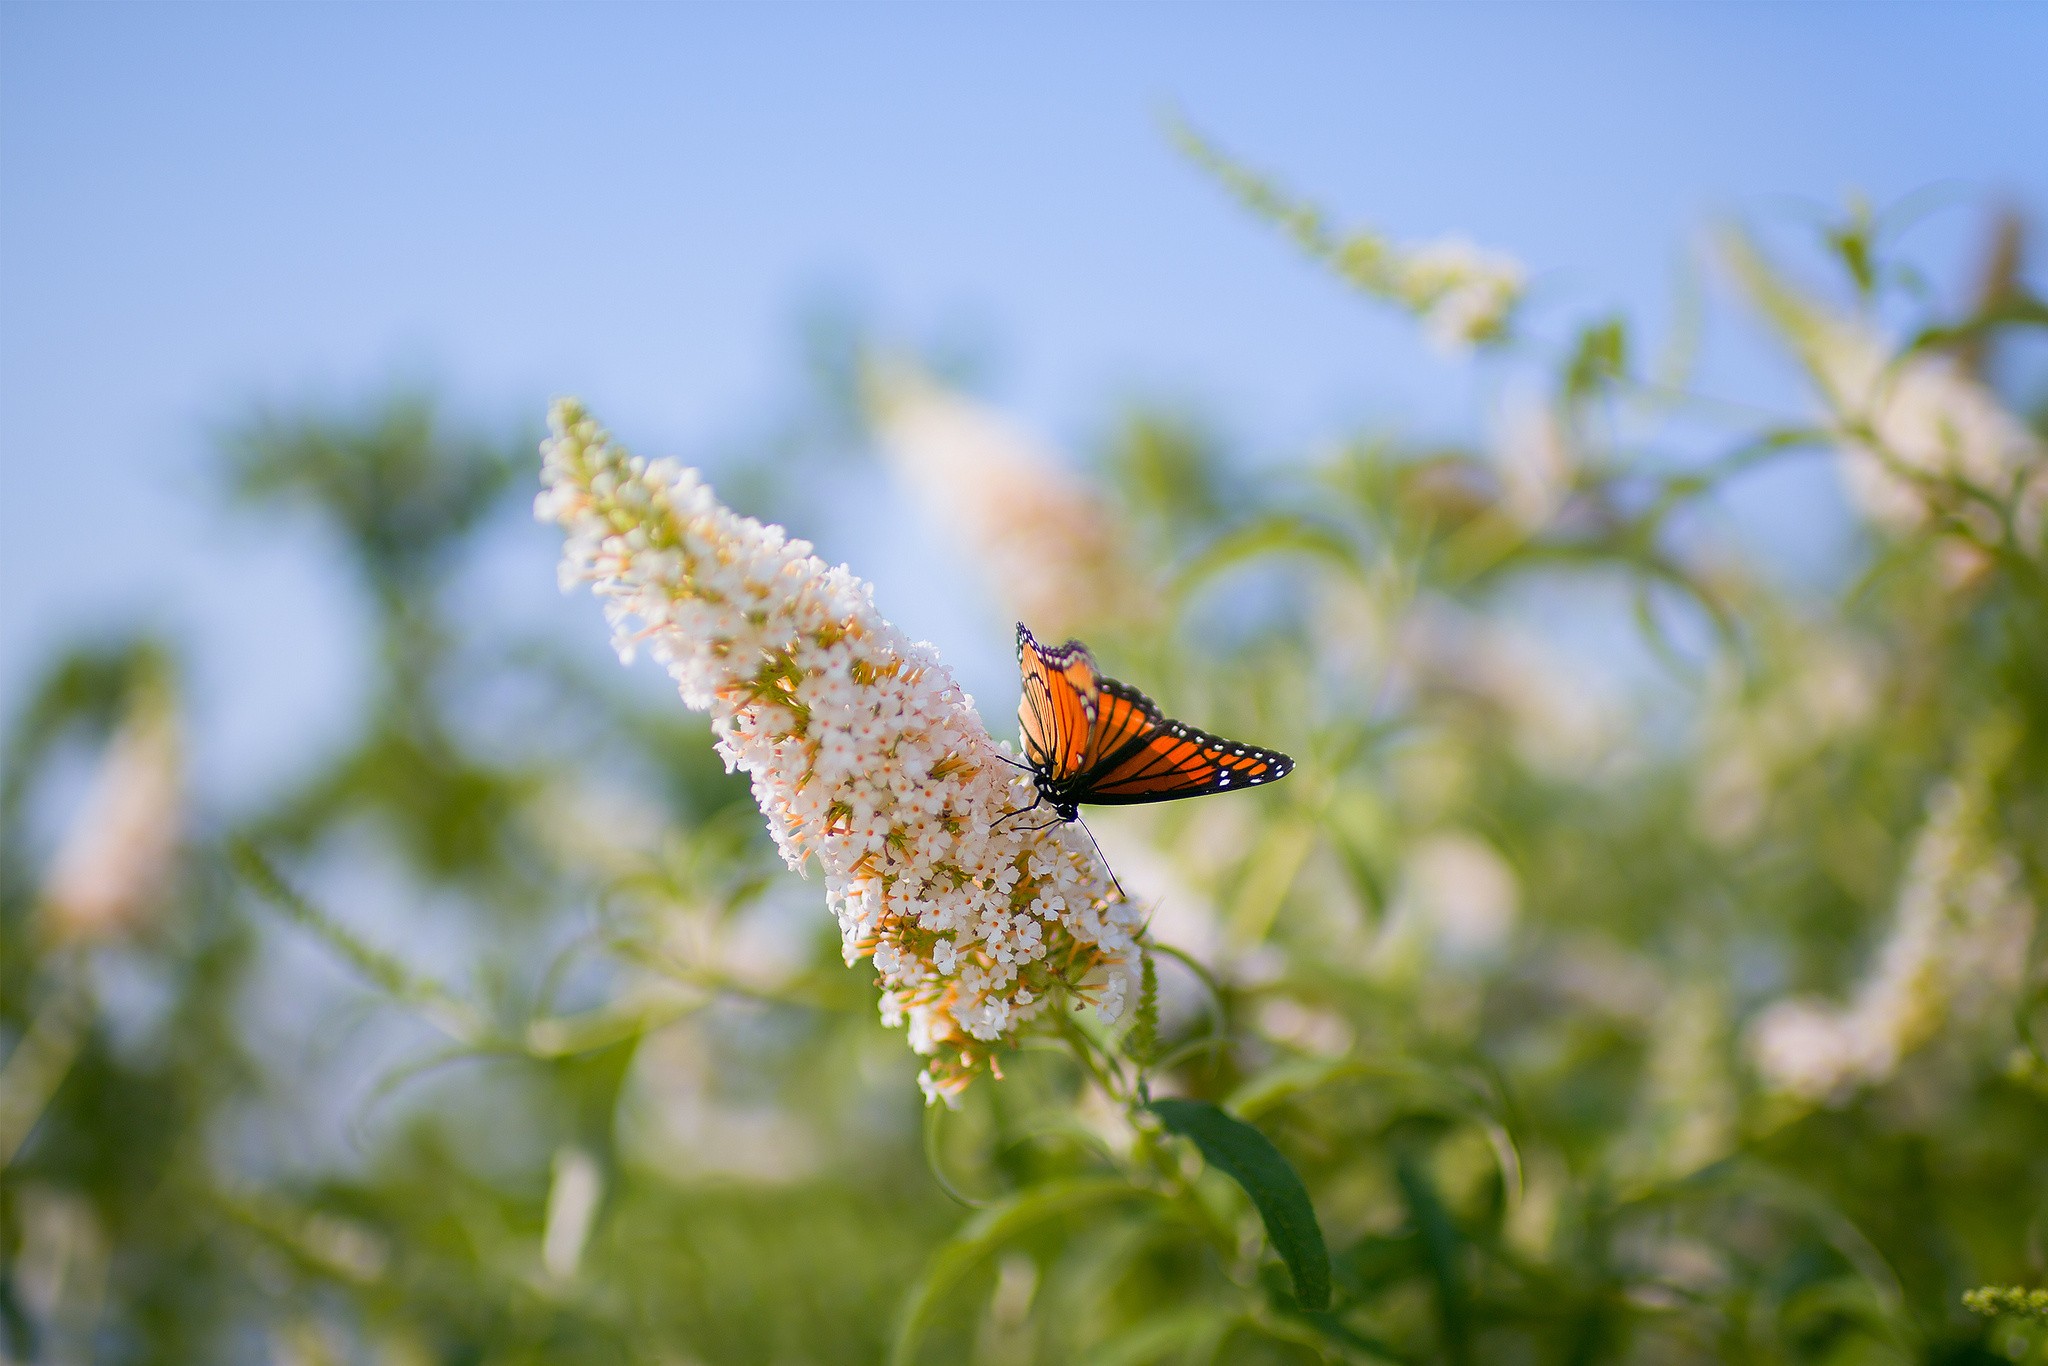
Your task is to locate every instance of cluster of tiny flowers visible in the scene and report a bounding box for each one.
[865,361,1147,639]
[1726,230,2045,562]
[536,400,1139,1102]
[1391,238,1526,353]
[1963,1287,2048,1324]
[1174,126,1522,357]
[1617,984,1736,1187]
[41,685,182,944]
[1749,776,2034,1104]
[1808,320,2046,552]
[1371,831,1520,976]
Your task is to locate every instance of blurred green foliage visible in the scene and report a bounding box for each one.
[5,153,2048,1366]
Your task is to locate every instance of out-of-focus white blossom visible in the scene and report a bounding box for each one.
[1372,831,1520,977]
[537,400,1138,1101]
[1256,996,1355,1057]
[1492,394,1575,530]
[1749,774,2034,1104]
[1811,325,2044,551]
[4,685,179,1156]
[1726,232,2046,557]
[40,686,182,943]
[1617,984,1736,1186]
[1174,124,1524,355]
[1393,238,1526,353]
[865,362,1144,639]
[541,1147,602,1282]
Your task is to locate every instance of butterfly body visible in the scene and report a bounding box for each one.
[1012,625,1292,827]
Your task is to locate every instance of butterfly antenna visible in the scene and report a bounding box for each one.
[1074,816,1128,902]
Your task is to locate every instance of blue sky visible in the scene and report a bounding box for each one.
[3,3,2043,804]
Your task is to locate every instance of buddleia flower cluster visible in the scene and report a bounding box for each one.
[1383,237,1526,352]
[866,360,1148,639]
[1725,230,2047,562]
[1748,763,2035,1104]
[536,400,1140,1101]
[1964,1286,2048,1324]
[1170,120,1525,352]
[40,676,182,945]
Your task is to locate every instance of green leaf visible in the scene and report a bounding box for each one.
[1168,512,1365,605]
[1146,1098,1331,1311]
[1563,316,1629,402]
[891,1177,1153,1366]
[229,840,484,1043]
[1902,292,2048,356]
[1228,819,1318,948]
[1393,1145,1471,1366]
[1081,1306,1236,1366]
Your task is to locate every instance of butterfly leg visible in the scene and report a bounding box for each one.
[989,792,1045,832]
[1014,814,1069,836]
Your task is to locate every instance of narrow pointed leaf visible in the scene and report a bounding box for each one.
[890,1176,1150,1366]
[1148,1097,1331,1311]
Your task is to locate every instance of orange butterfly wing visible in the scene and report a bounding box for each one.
[1016,625,1098,782]
[1071,679,1293,805]
[1018,624,1294,807]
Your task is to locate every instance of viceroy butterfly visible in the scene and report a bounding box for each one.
[1003,624,1294,835]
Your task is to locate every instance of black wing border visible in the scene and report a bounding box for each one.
[1016,623,1098,781]
[1068,676,1294,806]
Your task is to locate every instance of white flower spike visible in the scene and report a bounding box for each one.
[537,400,1139,1102]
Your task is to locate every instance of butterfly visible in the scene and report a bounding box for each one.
[1003,623,1293,833]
